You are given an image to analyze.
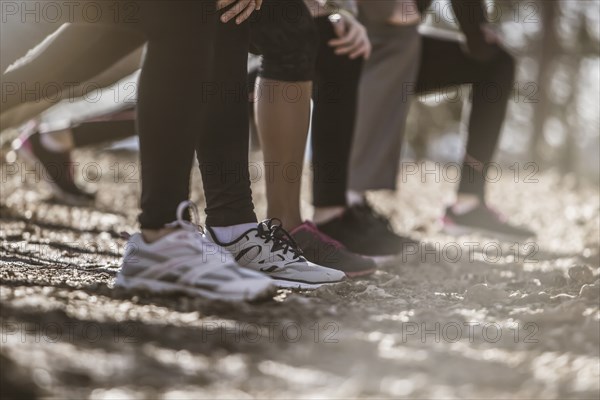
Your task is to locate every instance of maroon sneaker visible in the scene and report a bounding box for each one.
[291,221,377,278]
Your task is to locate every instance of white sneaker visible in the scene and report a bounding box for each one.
[206,219,346,289]
[115,201,275,301]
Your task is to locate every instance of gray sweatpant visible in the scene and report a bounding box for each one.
[348,22,421,191]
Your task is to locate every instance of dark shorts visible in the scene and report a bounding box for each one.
[249,0,318,82]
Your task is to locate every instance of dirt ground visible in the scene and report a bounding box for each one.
[1,148,599,399]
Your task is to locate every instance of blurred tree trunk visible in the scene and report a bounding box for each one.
[531,0,559,165]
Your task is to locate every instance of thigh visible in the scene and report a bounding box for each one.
[0,19,59,73]
[416,33,483,92]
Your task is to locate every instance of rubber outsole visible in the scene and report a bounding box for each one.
[114,274,276,302]
[366,254,399,267]
[268,278,345,290]
[345,268,378,278]
[442,223,535,242]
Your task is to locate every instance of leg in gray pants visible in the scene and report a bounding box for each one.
[348,23,515,200]
[348,23,421,192]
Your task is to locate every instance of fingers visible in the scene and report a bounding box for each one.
[334,39,364,58]
[331,19,346,38]
[216,0,236,11]
[328,13,346,38]
[255,0,263,10]
[335,35,370,60]
[235,0,257,24]
[218,0,257,24]
[327,12,371,60]
[328,25,360,48]
[349,41,371,60]
[327,18,371,60]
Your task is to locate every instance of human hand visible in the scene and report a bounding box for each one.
[217,0,262,24]
[328,11,372,60]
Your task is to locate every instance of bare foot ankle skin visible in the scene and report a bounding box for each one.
[452,194,481,215]
[276,215,303,232]
[313,206,345,225]
[141,227,179,244]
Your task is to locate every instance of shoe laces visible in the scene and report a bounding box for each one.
[256,218,303,259]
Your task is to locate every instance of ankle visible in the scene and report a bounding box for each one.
[452,194,481,215]
[266,210,302,231]
[281,217,303,232]
[313,206,345,225]
[209,222,257,243]
[141,227,179,243]
[346,190,366,207]
[40,129,74,152]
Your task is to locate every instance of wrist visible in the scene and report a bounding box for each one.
[325,1,357,16]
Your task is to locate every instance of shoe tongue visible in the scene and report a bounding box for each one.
[257,220,271,235]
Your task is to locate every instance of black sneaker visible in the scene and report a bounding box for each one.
[351,203,420,246]
[443,204,536,240]
[13,129,96,206]
[290,221,377,278]
[317,203,419,257]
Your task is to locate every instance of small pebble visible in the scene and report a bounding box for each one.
[464,283,508,306]
[579,284,599,300]
[568,265,595,285]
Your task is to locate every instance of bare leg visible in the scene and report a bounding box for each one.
[254,77,312,230]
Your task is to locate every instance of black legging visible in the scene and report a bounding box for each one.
[416,35,515,200]
[4,1,256,228]
[311,16,363,207]
[136,2,255,228]
[100,0,317,228]
[15,0,316,228]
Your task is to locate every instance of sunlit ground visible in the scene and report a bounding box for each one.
[1,149,599,399]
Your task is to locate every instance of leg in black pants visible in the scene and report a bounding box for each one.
[416,34,516,201]
[137,2,256,228]
[196,20,256,227]
[7,1,256,227]
[311,16,363,207]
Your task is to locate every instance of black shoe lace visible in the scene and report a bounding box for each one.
[256,218,303,259]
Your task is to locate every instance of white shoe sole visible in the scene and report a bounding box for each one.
[114,274,276,302]
[442,223,534,242]
[366,254,399,267]
[269,278,344,290]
